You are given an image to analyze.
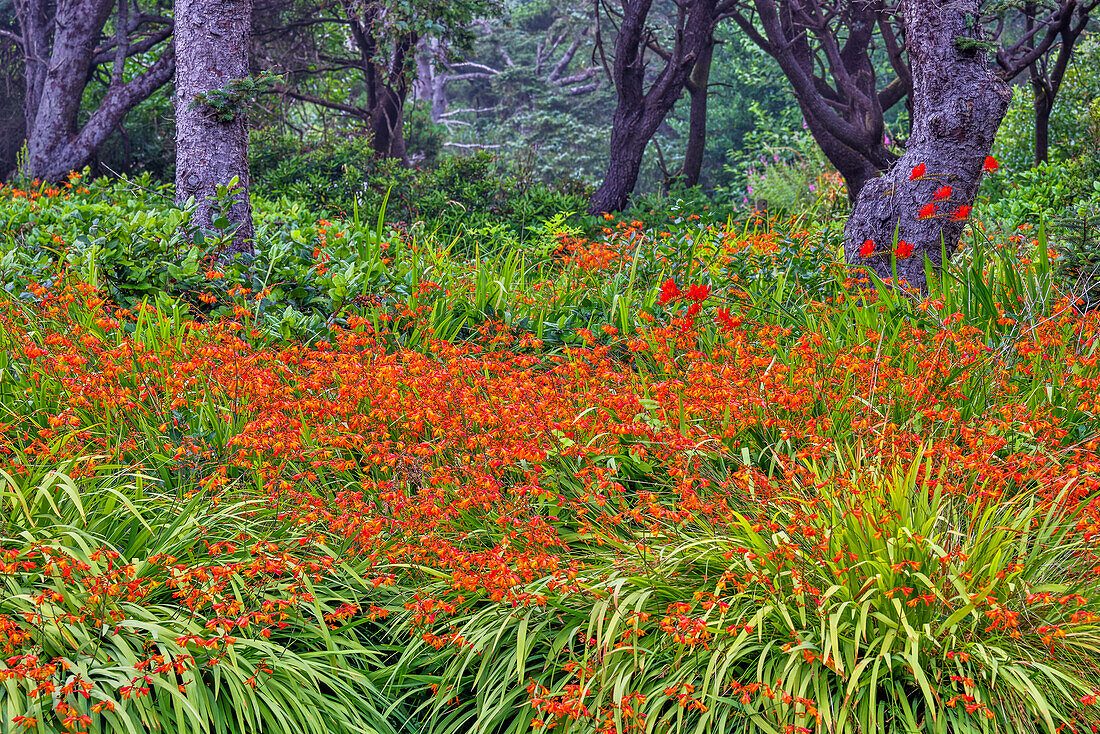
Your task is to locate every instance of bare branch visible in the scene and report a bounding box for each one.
[112,0,129,85]
[547,30,587,83]
[443,141,502,148]
[270,86,370,118]
[565,80,601,95]
[555,68,598,86]
[0,29,25,47]
[446,60,502,75]
[92,26,173,66]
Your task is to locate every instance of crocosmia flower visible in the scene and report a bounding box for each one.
[658,278,681,305]
[918,202,937,219]
[933,186,952,200]
[859,239,874,257]
[684,284,711,303]
[950,205,972,220]
[895,240,914,259]
[909,163,926,181]
[983,156,999,173]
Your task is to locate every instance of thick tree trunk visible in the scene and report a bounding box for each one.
[843,0,1010,292]
[588,0,718,214]
[737,0,904,201]
[677,38,714,189]
[17,0,53,145]
[803,107,892,203]
[15,0,174,181]
[412,36,448,122]
[369,83,409,161]
[0,37,24,179]
[590,119,653,214]
[174,0,254,252]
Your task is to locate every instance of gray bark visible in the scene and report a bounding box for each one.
[412,36,448,121]
[174,0,254,252]
[14,0,174,181]
[1,35,24,179]
[843,0,1010,292]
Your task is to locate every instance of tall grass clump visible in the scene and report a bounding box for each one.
[387,446,1100,734]
[0,463,407,734]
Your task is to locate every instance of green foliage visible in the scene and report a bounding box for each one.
[439,0,796,195]
[953,35,997,55]
[192,72,283,124]
[404,102,448,165]
[1051,204,1100,310]
[977,157,1100,231]
[0,465,404,734]
[248,133,588,238]
[720,102,846,216]
[991,34,1100,171]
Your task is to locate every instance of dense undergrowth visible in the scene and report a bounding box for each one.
[3,176,1100,733]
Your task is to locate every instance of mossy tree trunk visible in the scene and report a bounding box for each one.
[842,0,1010,292]
[174,0,254,253]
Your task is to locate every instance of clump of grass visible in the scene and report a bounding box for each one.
[0,464,407,734]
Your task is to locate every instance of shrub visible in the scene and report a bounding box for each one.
[248,132,587,238]
[977,157,1100,232]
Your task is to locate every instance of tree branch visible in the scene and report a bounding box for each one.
[93,26,173,67]
[271,86,370,118]
[0,28,24,47]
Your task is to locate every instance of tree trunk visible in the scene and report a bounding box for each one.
[803,107,891,203]
[369,82,409,161]
[0,36,25,179]
[995,2,1094,166]
[16,0,174,181]
[1033,82,1052,165]
[589,116,654,214]
[843,0,1010,292]
[677,37,714,189]
[1031,10,1086,166]
[412,36,448,122]
[588,0,718,214]
[17,0,51,140]
[174,0,255,253]
[737,0,905,202]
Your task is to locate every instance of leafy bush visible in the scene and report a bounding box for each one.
[248,132,587,238]
[977,157,1100,231]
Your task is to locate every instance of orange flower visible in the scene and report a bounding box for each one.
[684,284,711,303]
[658,278,681,305]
